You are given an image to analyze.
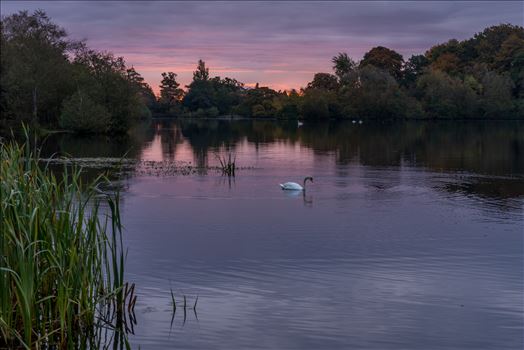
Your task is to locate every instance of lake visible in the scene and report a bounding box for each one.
[42,119,523,349]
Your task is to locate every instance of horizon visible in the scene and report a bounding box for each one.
[1,1,523,94]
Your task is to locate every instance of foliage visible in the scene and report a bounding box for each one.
[307,73,339,91]
[0,10,78,125]
[402,55,430,87]
[332,52,357,81]
[159,71,184,114]
[193,59,209,81]
[360,46,404,80]
[416,70,479,119]
[59,90,111,133]
[301,91,330,119]
[72,48,147,133]
[1,10,151,133]
[0,135,132,348]
[342,66,421,119]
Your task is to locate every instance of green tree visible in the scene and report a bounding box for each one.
[1,10,79,125]
[342,66,420,119]
[416,70,479,119]
[73,48,145,133]
[59,90,110,133]
[480,71,516,118]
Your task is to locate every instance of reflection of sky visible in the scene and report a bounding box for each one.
[2,1,522,93]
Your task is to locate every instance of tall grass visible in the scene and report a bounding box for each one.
[0,134,133,349]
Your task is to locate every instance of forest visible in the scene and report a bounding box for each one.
[1,10,523,134]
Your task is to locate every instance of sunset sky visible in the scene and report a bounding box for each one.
[2,1,523,94]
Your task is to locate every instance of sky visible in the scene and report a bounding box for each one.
[1,1,523,94]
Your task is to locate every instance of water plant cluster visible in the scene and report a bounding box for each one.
[40,157,249,177]
[0,136,133,349]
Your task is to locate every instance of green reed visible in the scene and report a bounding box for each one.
[0,134,133,349]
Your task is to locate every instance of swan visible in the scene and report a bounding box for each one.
[280,176,313,191]
[297,120,304,127]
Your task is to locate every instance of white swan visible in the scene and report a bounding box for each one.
[280,177,313,191]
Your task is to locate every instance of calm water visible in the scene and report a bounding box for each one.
[43,120,523,349]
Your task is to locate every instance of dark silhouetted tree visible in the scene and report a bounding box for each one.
[193,59,209,81]
[360,46,404,80]
[332,52,357,81]
[159,72,184,112]
[307,73,339,91]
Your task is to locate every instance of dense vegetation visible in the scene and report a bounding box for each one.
[0,134,133,348]
[1,10,155,134]
[1,11,523,135]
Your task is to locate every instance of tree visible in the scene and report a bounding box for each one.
[431,52,460,75]
[360,46,404,80]
[1,10,79,125]
[159,72,184,112]
[494,34,524,97]
[480,71,516,118]
[60,90,110,133]
[473,24,524,68]
[416,70,479,119]
[307,73,339,91]
[73,48,146,133]
[341,65,420,119]
[193,59,209,81]
[332,52,357,81]
[402,55,429,86]
[301,93,329,119]
[127,67,157,112]
[211,77,244,114]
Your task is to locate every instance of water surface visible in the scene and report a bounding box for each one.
[44,120,524,349]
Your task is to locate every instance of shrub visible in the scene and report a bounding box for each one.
[60,91,111,133]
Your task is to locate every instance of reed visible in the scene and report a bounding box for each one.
[0,133,132,349]
[215,152,236,177]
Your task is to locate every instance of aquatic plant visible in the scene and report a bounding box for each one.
[0,134,134,349]
[215,152,236,177]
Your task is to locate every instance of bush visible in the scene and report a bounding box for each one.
[60,91,111,133]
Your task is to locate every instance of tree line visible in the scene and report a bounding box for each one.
[1,10,523,135]
[158,24,523,120]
